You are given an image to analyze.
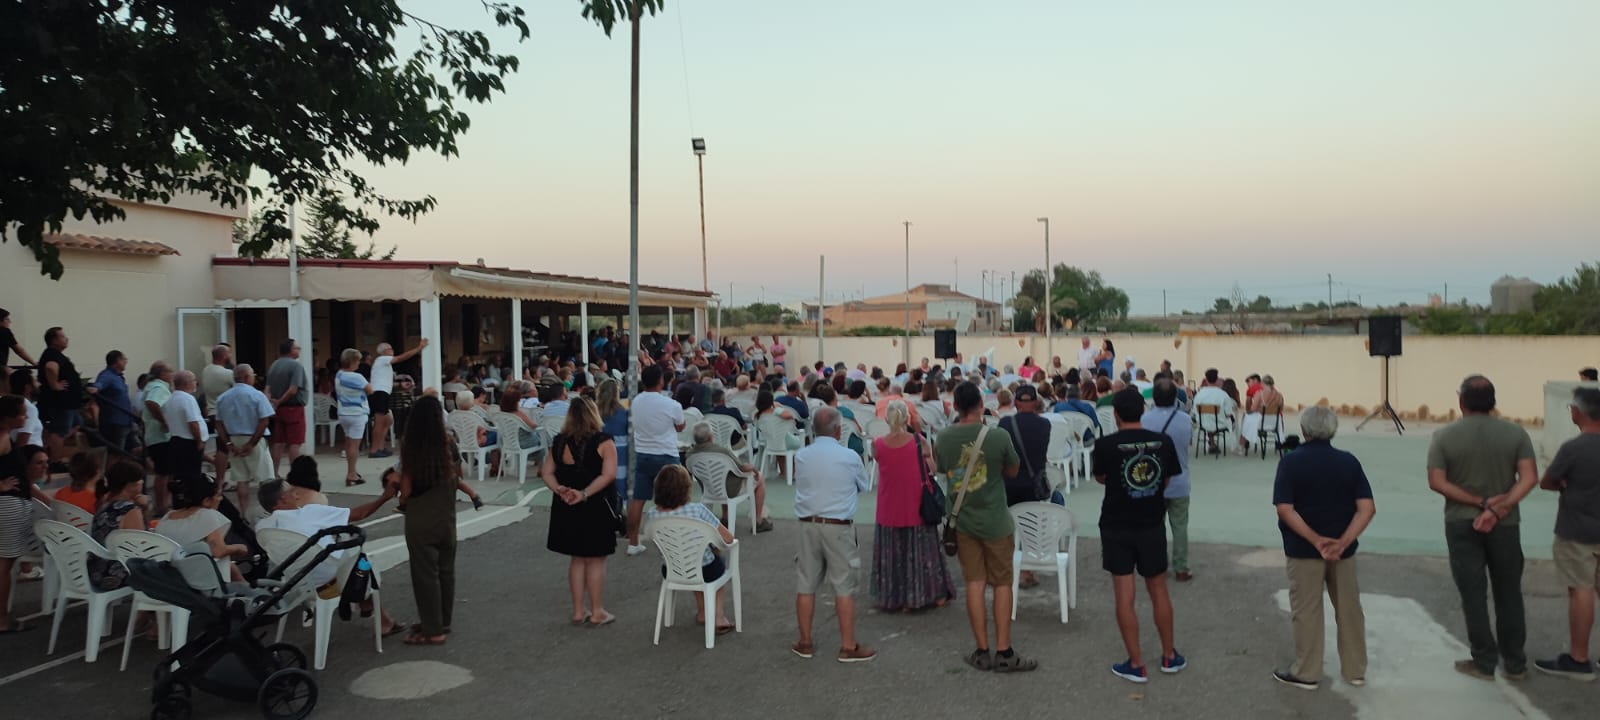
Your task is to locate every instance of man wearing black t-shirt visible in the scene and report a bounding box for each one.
[1093,388,1186,684]
[38,326,91,461]
[0,308,37,386]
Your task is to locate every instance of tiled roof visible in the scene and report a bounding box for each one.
[45,233,180,257]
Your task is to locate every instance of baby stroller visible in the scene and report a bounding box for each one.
[126,525,367,720]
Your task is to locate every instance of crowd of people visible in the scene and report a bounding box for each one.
[4,308,1600,691]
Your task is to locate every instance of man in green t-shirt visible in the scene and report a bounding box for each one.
[935,382,1032,673]
[1426,375,1540,681]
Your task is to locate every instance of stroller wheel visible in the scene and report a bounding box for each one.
[151,696,191,720]
[266,642,308,671]
[258,668,318,720]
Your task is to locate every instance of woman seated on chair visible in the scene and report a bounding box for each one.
[646,465,735,635]
[156,475,248,581]
[89,460,151,590]
[1239,375,1285,452]
[496,383,542,448]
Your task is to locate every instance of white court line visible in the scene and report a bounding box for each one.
[0,488,547,688]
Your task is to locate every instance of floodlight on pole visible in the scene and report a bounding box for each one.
[692,137,708,293]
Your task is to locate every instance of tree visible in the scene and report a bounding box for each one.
[1247,295,1274,313]
[294,189,396,260]
[1013,264,1129,331]
[1,0,538,278]
[1211,298,1233,313]
[1531,262,1600,334]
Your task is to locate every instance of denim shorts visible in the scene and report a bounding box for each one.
[632,453,678,502]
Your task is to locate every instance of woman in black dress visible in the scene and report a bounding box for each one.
[540,396,619,627]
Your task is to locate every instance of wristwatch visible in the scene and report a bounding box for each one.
[1480,498,1489,511]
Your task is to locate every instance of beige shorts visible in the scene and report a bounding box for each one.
[1553,536,1600,589]
[228,435,275,485]
[795,521,860,597]
[956,532,1015,587]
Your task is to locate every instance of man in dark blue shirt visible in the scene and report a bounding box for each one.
[1270,406,1376,691]
[93,350,135,453]
[775,381,810,422]
[1051,383,1101,439]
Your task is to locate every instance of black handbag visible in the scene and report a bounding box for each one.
[912,434,945,526]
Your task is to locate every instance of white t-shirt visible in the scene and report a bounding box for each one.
[370,355,395,394]
[165,390,211,441]
[630,390,684,456]
[256,504,353,587]
[1077,346,1098,373]
[1193,386,1236,417]
[10,398,41,444]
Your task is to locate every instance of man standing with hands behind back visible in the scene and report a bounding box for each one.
[1427,375,1539,681]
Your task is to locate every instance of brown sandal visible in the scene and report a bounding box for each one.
[402,632,446,646]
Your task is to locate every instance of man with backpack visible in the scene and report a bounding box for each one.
[1143,375,1195,581]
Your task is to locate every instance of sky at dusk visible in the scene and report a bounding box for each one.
[352,0,1599,316]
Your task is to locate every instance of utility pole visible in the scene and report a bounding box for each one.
[626,0,643,488]
[1038,217,1051,359]
[817,256,825,360]
[1162,289,1167,318]
[1327,273,1333,319]
[1444,282,1449,306]
[903,221,912,368]
[692,138,708,293]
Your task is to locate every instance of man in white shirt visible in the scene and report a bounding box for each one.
[6,370,41,447]
[791,407,874,663]
[216,364,275,511]
[626,364,686,555]
[165,370,212,485]
[369,338,428,459]
[1077,337,1098,378]
[255,478,402,634]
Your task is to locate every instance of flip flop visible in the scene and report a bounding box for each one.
[402,633,446,646]
[587,612,616,628]
[715,623,735,636]
[382,622,410,638]
[571,613,591,627]
[345,476,367,487]
[0,620,33,634]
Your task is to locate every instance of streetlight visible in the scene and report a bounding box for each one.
[1037,217,1050,360]
[692,137,708,293]
[903,221,912,368]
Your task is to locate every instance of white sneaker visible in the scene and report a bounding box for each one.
[626,544,648,556]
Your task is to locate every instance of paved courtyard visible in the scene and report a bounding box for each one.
[1,417,1589,719]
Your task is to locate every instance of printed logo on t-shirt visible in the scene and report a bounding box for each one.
[1118,441,1167,499]
[950,441,988,493]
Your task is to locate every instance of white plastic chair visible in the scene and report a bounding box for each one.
[258,528,384,671]
[313,394,339,446]
[677,408,704,452]
[492,412,544,484]
[35,519,134,662]
[727,393,758,423]
[914,403,947,441]
[1008,502,1077,623]
[1042,414,1074,495]
[105,530,187,671]
[864,418,891,440]
[646,517,742,649]
[754,413,801,485]
[685,453,757,536]
[1095,406,1117,437]
[448,409,499,482]
[52,501,93,531]
[1061,412,1096,481]
[702,413,751,464]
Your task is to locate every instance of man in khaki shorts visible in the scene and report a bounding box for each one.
[1536,387,1600,680]
[935,382,1036,673]
[215,364,275,512]
[790,407,875,663]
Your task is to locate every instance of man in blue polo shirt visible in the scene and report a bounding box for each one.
[1270,406,1376,690]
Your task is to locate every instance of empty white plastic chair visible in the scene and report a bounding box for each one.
[105,530,188,671]
[448,410,499,482]
[1060,412,1097,480]
[685,453,757,536]
[1008,502,1078,624]
[258,528,384,671]
[646,517,742,649]
[35,519,134,662]
[313,393,339,446]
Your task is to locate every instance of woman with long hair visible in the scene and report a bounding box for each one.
[595,379,629,501]
[398,394,460,646]
[541,396,620,626]
[870,400,955,612]
[1096,339,1116,378]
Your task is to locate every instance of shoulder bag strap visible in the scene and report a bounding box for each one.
[1160,408,1178,436]
[912,434,932,489]
[1009,417,1036,477]
[949,424,990,521]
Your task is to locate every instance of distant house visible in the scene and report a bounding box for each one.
[1490,276,1539,315]
[819,284,1001,333]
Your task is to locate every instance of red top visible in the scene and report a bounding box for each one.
[874,436,928,528]
[53,485,98,514]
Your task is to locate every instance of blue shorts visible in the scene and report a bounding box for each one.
[632,453,678,502]
[41,407,81,435]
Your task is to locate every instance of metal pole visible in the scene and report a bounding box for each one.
[1039,217,1051,359]
[817,256,825,361]
[1162,289,1167,318]
[626,1,642,490]
[903,221,912,369]
[697,152,708,293]
[287,203,298,299]
[1327,273,1333,319]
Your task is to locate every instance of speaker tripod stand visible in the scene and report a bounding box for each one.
[1356,355,1405,435]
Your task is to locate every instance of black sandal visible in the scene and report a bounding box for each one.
[965,649,995,671]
